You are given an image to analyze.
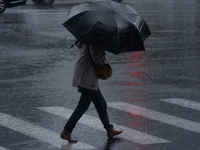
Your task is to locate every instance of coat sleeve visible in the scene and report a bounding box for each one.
[89,46,109,65]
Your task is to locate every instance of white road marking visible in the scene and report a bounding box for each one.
[0,146,9,150]
[37,106,170,144]
[161,98,200,111]
[0,112,95,150]
[107,102,200,134]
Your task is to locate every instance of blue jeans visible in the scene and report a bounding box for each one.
[64,87,113,133]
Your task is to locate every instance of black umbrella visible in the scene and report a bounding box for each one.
[63,0,151,54]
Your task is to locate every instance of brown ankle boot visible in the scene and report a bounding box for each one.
[60,129,78,143]
[106,127,123,138]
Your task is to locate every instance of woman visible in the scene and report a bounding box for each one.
[60,41,123,142]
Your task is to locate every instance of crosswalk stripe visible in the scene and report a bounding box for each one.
[0,112,95,150]
[37,106,170,144]
[160,98,200,111]
[107,102,200,134]
[0,146,9,150]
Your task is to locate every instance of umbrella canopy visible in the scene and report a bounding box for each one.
[63,0,151,54]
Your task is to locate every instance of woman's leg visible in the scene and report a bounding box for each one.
[64,89,93,133]
[92,88,113,130]
[92,88,123,138]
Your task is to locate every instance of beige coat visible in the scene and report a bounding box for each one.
[72,42,109,91]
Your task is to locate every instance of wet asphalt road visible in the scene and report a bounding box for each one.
[0,0,200,150]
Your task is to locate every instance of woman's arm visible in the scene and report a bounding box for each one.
[89,46,109,65]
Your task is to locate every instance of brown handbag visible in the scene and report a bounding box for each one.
[89,48,113,80]
[95,63,113,80]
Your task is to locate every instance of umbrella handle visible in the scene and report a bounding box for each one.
[76,33,86,45]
